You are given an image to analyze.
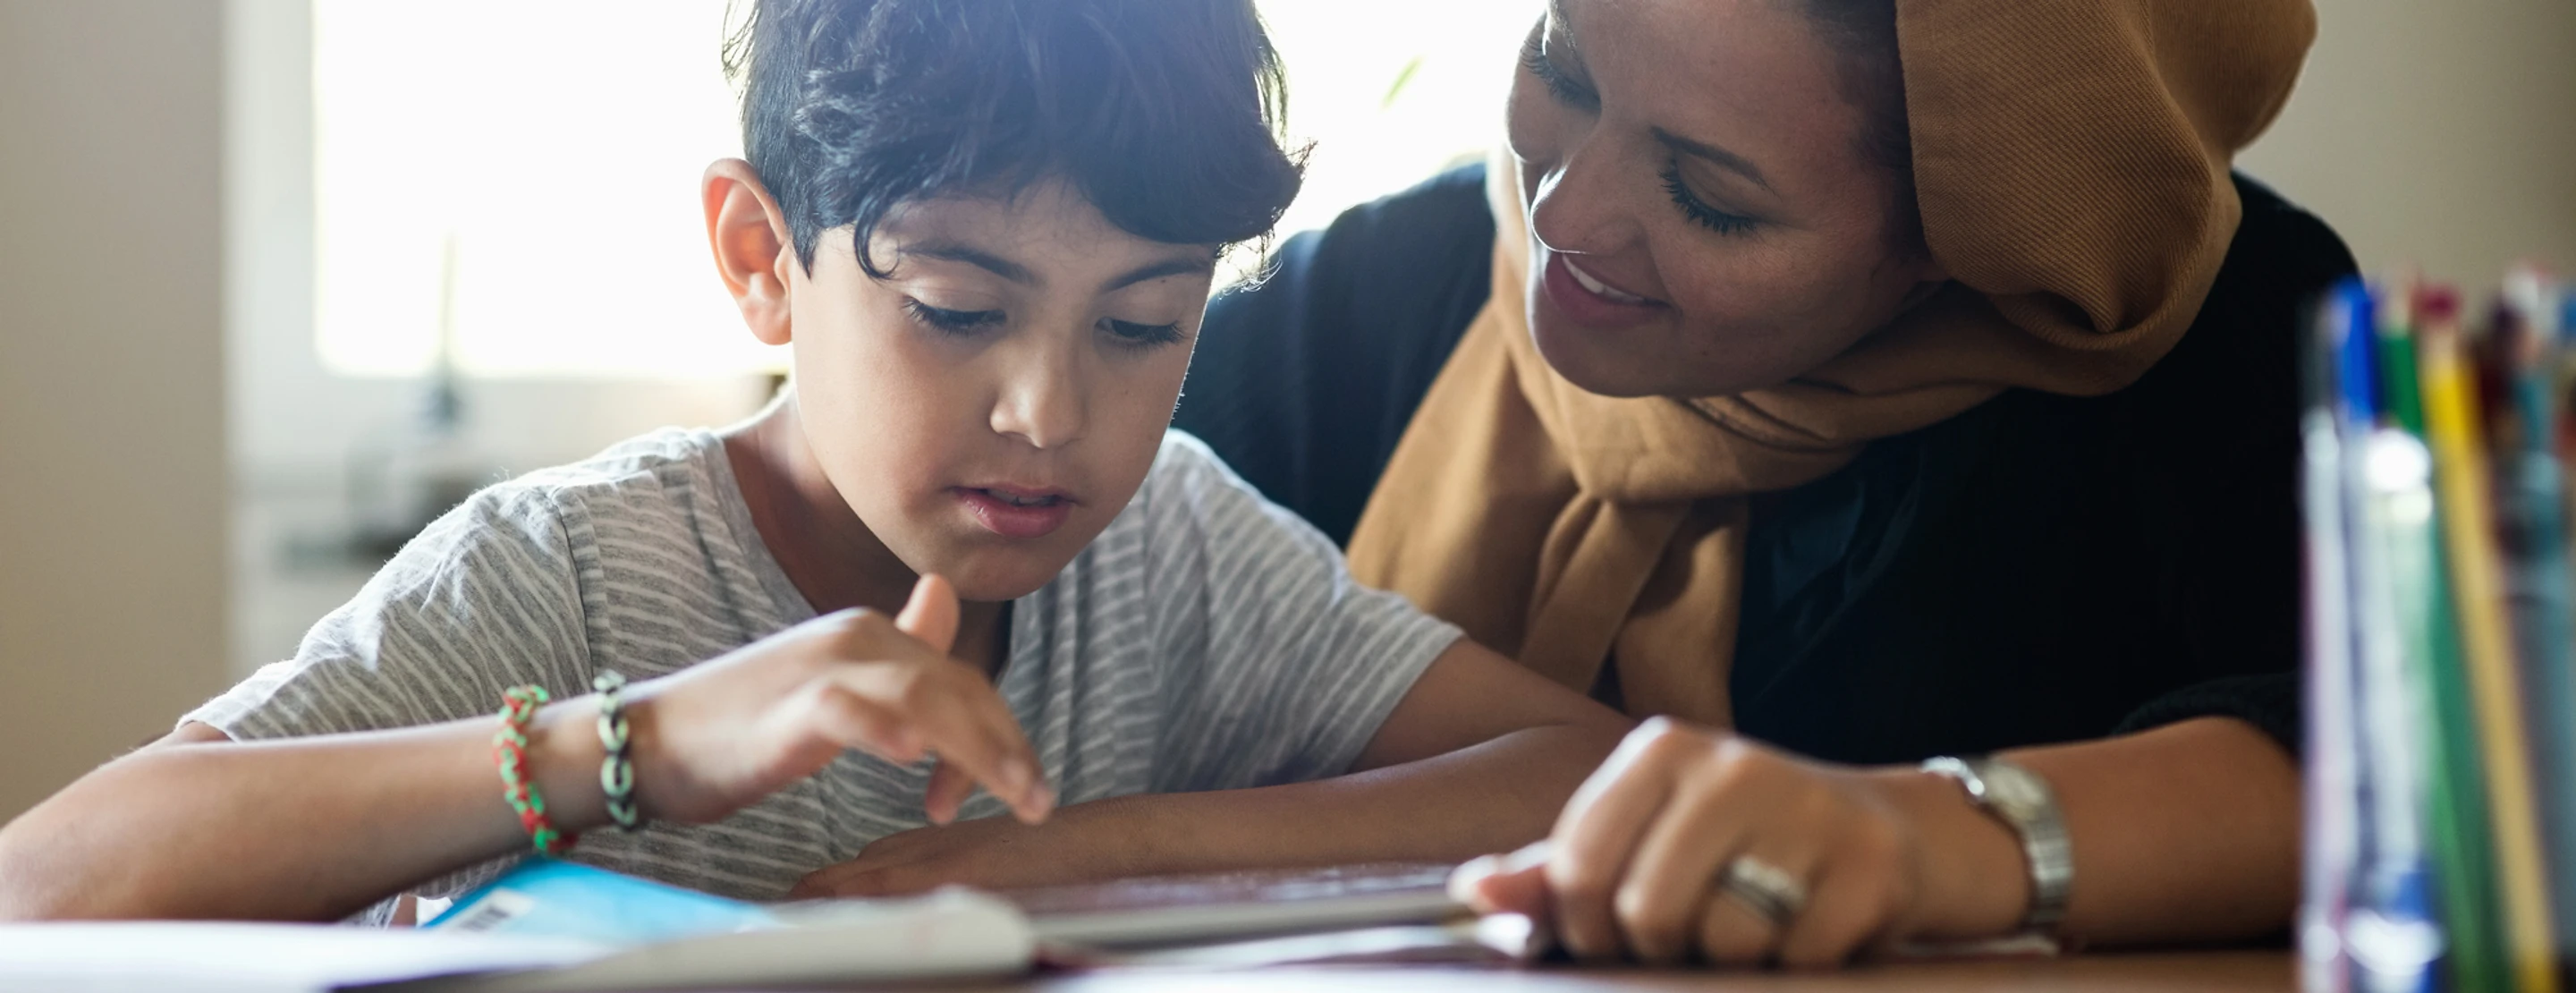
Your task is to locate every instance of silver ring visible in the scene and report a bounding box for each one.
[1718,855,1809,929]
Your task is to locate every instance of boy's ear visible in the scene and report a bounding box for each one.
[703,158,797,347]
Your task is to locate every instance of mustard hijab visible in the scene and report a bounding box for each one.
[1343,0,2319,724]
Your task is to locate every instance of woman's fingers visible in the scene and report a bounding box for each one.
[1611,766,1761,964]
[1774,858,1896,969]
[1775,811,1911,968]
[1453,841,1553,917]
[1692,868,1792,966]
[1546,718,1700,960]
[1498,724,1918,970]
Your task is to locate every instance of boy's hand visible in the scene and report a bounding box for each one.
[617,574,1055,829]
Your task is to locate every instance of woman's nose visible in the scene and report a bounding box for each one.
[1527,134,1634,259]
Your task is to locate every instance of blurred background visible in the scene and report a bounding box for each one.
[1,0,2572,822]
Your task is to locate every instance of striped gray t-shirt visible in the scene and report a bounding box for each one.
[186,428,1460,915]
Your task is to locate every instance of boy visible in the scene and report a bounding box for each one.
[0,0,1626,922]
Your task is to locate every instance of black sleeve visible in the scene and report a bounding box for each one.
[2104,174,2360,758]
[2114,674,2301,750]
[1172,162,1496,546]
[1728,173,2356,766]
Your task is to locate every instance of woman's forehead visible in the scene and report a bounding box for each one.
[1560,0,1877,187]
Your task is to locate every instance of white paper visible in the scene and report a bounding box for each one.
[0,922,606,993]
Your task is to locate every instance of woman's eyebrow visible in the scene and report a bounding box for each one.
[1547,0,1579,57]
[1652,126,1775,193]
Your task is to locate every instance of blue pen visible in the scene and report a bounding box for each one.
[2332,277,2381,429]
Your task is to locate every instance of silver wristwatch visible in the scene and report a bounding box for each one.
[1921,755,2072,933]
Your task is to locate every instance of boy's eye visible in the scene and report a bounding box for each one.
[1100,318,1185,348]
[904,299,1005,335]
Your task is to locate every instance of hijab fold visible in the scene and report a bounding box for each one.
[1343,0,2318,723]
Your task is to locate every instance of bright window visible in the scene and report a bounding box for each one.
[312,0,1538,378]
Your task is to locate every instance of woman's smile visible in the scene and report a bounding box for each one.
[1540,249,1668,331]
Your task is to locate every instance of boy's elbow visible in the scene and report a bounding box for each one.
[0,820,85,921]
[0,788,169,921]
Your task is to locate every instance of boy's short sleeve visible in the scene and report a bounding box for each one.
[181,485,599,920]
[1141,433,1462,792]
[185,484,597,747]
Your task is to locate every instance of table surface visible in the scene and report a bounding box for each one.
[951,951,2292,992]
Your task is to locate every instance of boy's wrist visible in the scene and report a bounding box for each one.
[528,696,613,836]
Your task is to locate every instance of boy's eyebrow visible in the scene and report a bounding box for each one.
[907,243,1037,284]
[1104,257,1217,293]
[902,244,1213,292]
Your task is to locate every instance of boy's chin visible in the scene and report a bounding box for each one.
[933,548,1077,605]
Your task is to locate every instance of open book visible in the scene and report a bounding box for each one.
[354,858,1535,991]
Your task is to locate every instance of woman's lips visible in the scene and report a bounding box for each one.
[1538,250,1667,331]
[954,486,1075,540]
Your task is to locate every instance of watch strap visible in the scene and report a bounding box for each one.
[1921,755,2073,933]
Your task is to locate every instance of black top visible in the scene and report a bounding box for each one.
[1174,163,2356,763]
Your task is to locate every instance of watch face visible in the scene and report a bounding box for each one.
[1981,763,2047,815]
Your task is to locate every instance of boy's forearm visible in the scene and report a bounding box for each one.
[0,703,611,922]
[1081,720,1623,875]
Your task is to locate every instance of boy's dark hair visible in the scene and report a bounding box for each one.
[724,0,1305,276]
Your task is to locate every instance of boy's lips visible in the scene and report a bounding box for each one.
[953,485,1076,540]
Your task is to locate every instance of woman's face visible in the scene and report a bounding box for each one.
[1507,0,1946,399]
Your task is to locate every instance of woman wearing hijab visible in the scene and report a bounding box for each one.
[1174,0,2353,967]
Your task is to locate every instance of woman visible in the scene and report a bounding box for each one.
[1174,0,2352,968]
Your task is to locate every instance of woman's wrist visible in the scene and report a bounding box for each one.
[1868,766,2033,941]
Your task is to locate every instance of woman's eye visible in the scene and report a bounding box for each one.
[1100,318,1185,348]
[1520,35,1597,111]
[904,299,1004,335]
[1660,164,1760,237]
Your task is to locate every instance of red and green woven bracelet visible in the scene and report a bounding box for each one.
[493,684,579,855]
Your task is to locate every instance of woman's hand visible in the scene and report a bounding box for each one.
[787,798,1147,899]
[616,573,1055,829]
[1452,718,2029,968]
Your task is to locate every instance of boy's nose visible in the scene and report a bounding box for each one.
[989,339,1088,450]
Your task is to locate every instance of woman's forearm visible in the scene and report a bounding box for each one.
[1880,716,2301,946]
[2012,716,2301,945]
[0,704,611,922]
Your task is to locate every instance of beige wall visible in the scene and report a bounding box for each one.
[2241,2,2576,284]
[0,2,2564,828]
[0,3,230,821]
